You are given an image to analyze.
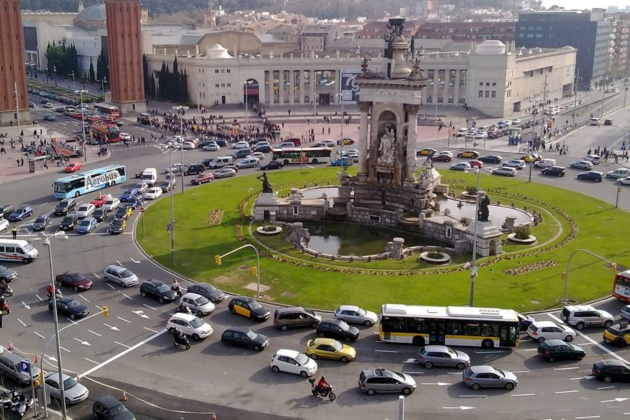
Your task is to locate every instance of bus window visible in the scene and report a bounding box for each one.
[6,247,14,253]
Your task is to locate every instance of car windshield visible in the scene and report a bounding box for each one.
[195,296,210,306]
[295,353,309,365]
[386,369,405,381]
[332,341,343,351]
[67,300,82,309]
[156,284,170,293]
[494,369,505,378]
[338,321,349,331]
[107,403,128,416]
[357,308,367,316]
[245,330,257,339]
[120,270,133,278]
[0,265,6,271]
[250,300,263,310]
[80,220,91,226]
[111,219,122,227]
[35,217,45,223]
[70,274,86,282]
[123,190,132,195]
[62,377,78,390]
[446,347,458,357]
[189,317,204,328]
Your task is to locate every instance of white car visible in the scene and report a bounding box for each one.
[450,162,472,171]
[322,140,336,148]
[503,160,526,170]
[492,167,517,177]
[182,141,196,150]
[236,158,260,169]
[270,349,318,377]
[231,141,250,149]
[179,293,216,316]
[0,218,9,232]
[144,187,163,200]
[438,151,453,158]
[474,132,488,140]
[214,168,237,179]
[569,161,593,170]
[511,118,521,125]
[103,265,139,287]
[103,197,120,212]
[618,177,630,185]
[167,313,213,341]
[279,142,295,148]
[165,164,183,174]
[527,320,576,342]
[202,143,220,152]
[76,203,96,219]
[119,133,131,141]
[334,305,379,326]
[248,152,265,161]
[583,154,601,165]
[607,168,630,179]
[132,182,148,195]
[44,372,89,405]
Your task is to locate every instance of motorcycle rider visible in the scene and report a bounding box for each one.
[316,376,330,394]
[178,303,191,315]
[172,279,182,295]
[46,284,60,299]
[173,329,187,345]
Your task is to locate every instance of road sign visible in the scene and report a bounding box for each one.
[140,207,145,213]
[19,361,30,374]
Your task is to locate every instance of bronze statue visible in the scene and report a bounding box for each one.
[257,172,273,193]
[478,194,490,222]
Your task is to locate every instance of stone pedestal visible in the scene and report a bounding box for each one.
[254,192,279,221]
[391,237,405,259]
[466,221,503,257]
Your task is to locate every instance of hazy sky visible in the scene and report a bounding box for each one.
[541,0,629,9]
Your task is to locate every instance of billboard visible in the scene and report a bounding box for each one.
[340,70,362,103]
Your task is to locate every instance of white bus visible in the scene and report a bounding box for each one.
[379,304,520,348]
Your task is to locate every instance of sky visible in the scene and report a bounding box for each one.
[541,0,629,9]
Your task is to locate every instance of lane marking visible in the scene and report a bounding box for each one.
[66,318,77,324]
[130,258,140,264]
[459,394,486,398]
[115,341,131,348]
[522,348,538,352]
[143,327,158,333]
[60,346,70,353]
[556,390,579,394]
[17,318,27,327]
[79,295,89,302]
[511,370,530,373]
[122,293,133,300]
[475,350,505,354]
[93,273,101,279]
[84,358,99,365]
[80,329,167,378]
[575,416,600,419]
[88,329,102,337]
[107,283,116,290]
[555,366,580,371]
[571,375,595,381]
[404,371,424,375]
[548,313,630,364]
[142,304,157,311]
[34,331,45,339]
[374,349,398,353]
[511,393,536,397]
[597,386,615,390]
[116,261,122,266]
[36,294,43,302]
[116,316,131,323]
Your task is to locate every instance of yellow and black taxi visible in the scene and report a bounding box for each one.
[603,323,630,347]
[456,150,480,159]
[521,154,543,162]
[228,296,270,322]
[417,148,437,156]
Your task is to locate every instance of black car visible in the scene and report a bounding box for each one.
[186,283,226,303]
[109,218,125,235]
[541,166,566,177]
[253,145,272,153]
[140,279,177,304]
[54,198,77,216]
[537,339,585,362]
[158,181,172,193]
[221,326,269,351]
[32,213,52,231]
[93,208,108,222]
[49,297,90,320]
[59,214,78,230]
[316,319,360,342]
[478,155,502,164]
[0,205,14,219]
[577,171,603,182]
[232,149,251,159]
[93,395,136,420]
[592,360,630,383]
[260,161,283,171]
[228,296,271,322]
[184,163,205,176]
[215,139,228,147]
[114,207,131,220]
[114,120,124,127]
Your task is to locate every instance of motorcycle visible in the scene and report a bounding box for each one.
[0,390,15,410]
[309,378,337,401]
[0,297,10,314]
[171,330,190,350]
[178,304,192,315]
[0,285,13,297]
[12,392,34,418]
[47,289,63,301]
[171,285,183,297]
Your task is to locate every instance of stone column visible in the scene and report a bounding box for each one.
[279,70,285,105]
[299,70,305,104]
[289,70,295,104]
[404,104,420,183]
[432,69,438,105]
[443,70,450,105]
[310,71,316,106]
[357,101,371,180]
[454,69,461,105]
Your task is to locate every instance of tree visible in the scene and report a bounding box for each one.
[88,58,96,83]
[96,45,109,85]
[142,54,151,97]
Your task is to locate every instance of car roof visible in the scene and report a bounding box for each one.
[105,264,125,272]
[145,279,164,286]
[564,305,594,311]
[95,395,122,408]
[45,371,70,380]
[532,320,558,327]
[337,305,360,312]
[469,365,497,374]
[422,345,450,352]
[233,295,254,303]
[542,339,567,346]
[224,326,252,334]
[276,349,300,358]
[599,359,628,367]
[1,351,28,363]
[182,292,203,300]
[169,313,197,322]
[311,338,337,346]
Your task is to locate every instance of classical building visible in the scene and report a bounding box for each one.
[1,0,31,126]
[105,0,145,113]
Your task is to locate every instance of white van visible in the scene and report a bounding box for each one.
[0,240,39,263]
[208,156,234,169]
[141,168,158,186]
[534,158,557,169]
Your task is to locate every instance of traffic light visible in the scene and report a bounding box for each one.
[215,255,221,265]
[252,267,258,276]
[102,306,109,317]
[612,263,618,272]
[561,272,566,280]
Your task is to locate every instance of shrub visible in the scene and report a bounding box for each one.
[460,217,471,226]
[262,225,277,232]
[466,186,478,195]
[427,247,445,259]
[514,225,531,240]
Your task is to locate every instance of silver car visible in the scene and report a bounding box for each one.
[462,365,518,391]
[418,345,470,369]
[0,351,41,385]
[180,293,216,316]
[621,305,630,321]
[334,305,378,327]
[358,368,417,396]
[103,265,139,287]
[44,372,89,404]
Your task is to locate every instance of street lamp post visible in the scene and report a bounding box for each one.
[14,82,21,139]
[39,232,69,419]
[469,168,481,307]
[69,71,75,91]
[169,149,176,266]
[244,81,249,134]
[172,106,189,195]
[54,66,57,87]
[75,90,88,162]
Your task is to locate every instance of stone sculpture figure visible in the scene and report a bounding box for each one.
[478,194,491,222]
[257,172,273,193]
[377,126,396,166]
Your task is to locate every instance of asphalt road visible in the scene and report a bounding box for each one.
[1,95,630,420]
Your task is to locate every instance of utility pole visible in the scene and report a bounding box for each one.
[572,69,579,125]
[14,83,21,139]
[601,74,607,118]
[539,74,548,148]
[624,78,628,108]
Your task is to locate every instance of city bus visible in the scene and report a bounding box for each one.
[93,103,121,119]
[53,164,127,199]
[379,304,520,348]
[90,120,120,143]
[271,147,332,165]
[613,270,630,302]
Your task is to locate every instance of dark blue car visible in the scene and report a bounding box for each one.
[119,190,138,202]
[577,171,603,182]
[123,197,144,210]
[8,206,33,222]
[49,297,90,320]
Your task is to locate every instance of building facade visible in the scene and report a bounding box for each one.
[299,24,342,52]
[415,22,517,44]
[516,10,611,90]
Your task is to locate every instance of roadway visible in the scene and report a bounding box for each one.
[1,96,630,419]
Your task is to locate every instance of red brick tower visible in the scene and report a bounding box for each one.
[0,0,31,126]
[105,0,146,114]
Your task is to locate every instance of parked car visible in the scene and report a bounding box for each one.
[32,213,52,231]
[0,265,18,282]
[103,265,139,287]
[316,319,360,342]
[462,365,518,390]
[92,395,136,420]
[56,271,93,292]
[191,174,214,185]
[77,217,98,234]
[592,360,630,383]
[469,160,484,169]
[418,345,470,369]
[570,161,593,170]
[537,339,585,362]
[166,313,213,341]
[0,351,41,385]
[49,297,90,319]
[228,296,270,321]
[0,204,14,219]
[358,368,417,396]
[202,143,220,152]
[184,163,206,176]
[559,305,614,329]
[273,307,321,330]
[432,154,452,162]
[232,149,252,159]
[333,305,378,326]
[417,148,437,156]
[503,160,526,170]
[603,324,630,347]
[140,279,177,303]
[221,326,269,351]
[450,162,471,171]
[214,168,237,179]
[236,158,260,169]
[577,171,603,182]
[179,292,216,316]
[131,182,148,195]
[527,320,576,342]
[306,338,356,362]
[59,214,79,230]
[44,372,89,405]
[103,197,121,212]
[584,154,601,165]
[541,166,566,177]
[621,305,630,321]
[270,349,318,377]
[144,187,162,200]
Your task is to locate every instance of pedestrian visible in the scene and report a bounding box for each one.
[44,161,48,169]
[0,309,3,328]
[11,226,17,239]
[20,158,24,167]
[16,159,19,167]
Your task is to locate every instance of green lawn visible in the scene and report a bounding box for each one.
[137,167,630,313]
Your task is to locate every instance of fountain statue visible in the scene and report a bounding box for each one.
[377,125,396,167]
[257,172,273,193]
[478,194,491,222]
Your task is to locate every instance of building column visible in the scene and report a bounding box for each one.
[432,69,438,105]
[358,101,371,180]
[299,70,305,104]
[404,104,420,182]
[279,70,285,105]
[310,71,316,106]
[454,70,461,105]
[289,70,295,104]
[443,70,450,105]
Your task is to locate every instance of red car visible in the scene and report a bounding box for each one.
[191,173,215,185]
[55,271,93,292]
[469,160,484,169]
[65,162,82,173]
[433,154,452,162]
[89,195,108,208]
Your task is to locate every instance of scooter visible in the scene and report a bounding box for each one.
[172,330,190,350]
[13,392,34,418]
[171,285,183,298]
[47,289,63,300]
[0,390,15,410]
[309,379,337,401]
[0,297,10,314]
[178,304,192,315]
[0,285,13,297]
